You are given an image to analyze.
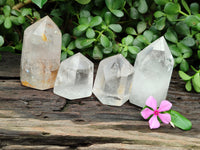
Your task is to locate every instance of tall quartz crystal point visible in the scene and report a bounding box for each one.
[20,16,61,90]
[53,53,94,100]
[93,54,134,106]
[129,36,174,107]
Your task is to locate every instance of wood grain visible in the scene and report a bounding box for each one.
[0,52,199,150]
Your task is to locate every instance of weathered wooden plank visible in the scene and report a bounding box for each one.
[0,52,20,78]
[0,52,200,149]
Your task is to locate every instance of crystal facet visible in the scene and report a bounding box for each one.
[129,36,174,107]
[93,54,134,106]
[53,53,94,100]
[20,16,61,90]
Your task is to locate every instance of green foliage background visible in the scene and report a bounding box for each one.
[0,0,200,92]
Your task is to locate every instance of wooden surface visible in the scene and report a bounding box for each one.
[0,52,199,150]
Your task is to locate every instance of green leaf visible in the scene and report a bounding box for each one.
[133,38,145,49]
[175,57,183,64]
[93,46,103,60]
[154,11,165,18]
[100,35,110,48]
[61,51,67,61]
[103,46,113,54]
[179,70,192,81]
[166,14,178,22]
[126,27,137,35]
[11,9,21,16]
[193,73,200,88]
[122,35,134,45]
[0,15,5,25]
[67,50,74,56]
[105,0,124,10]
[170,110,192,131]
[185,80,192,92]
[21,8,32,16]
[184,15,200,28]
[104,12,112,25]
[155,17,166,31]
[80,10,90,18]
[32,0,47,8]
[177,43,192,54]
[130,7,139,19]
[75,38,84,49]
[181,0,191,15]
[0,46,14,52]
[137,21,146,34]
[175,22,190,36]
[86,28,95,38]
[75,0,91,5]
[192,73,200,93]
[90,16,102,27]
[0,36,4,47]
[81,38,95,47]
[121,49,128,57]
[17,16,25,24]
[111,10,124,17]
[79,17,90,25]
[198,50,200,59]
[164,28,178,44]
[138,0,148,14]
[137,35,149,45]
[183,52,192,59]
[128,46,140,55]
[190,2,199,15]
[67,41,75,50]
[62,33,71,47]
[0,0,6,6]
[76,24,89,32]
[180,59,189,72]
[108,24,122,33]
[143,30,153,43]
[4,17,12,29]
[154,0,169,5]
[3,5,11,17]
[181,37,195,47]
[169,44,181,57]
[164,2,180,14]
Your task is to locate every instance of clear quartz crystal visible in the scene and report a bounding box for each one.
[20,16,61,90]
[129,36,174,107]
[53,53,94,100]
[93,54,134,106]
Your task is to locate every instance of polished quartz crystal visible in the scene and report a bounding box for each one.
[20,16,61,90]
[53,53,94,100]
[129,36,174,107]
[93,54,134,106]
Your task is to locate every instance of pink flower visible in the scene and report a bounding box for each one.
[141,96,172,129]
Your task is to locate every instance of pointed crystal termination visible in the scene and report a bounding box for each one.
[93,54,134,106]
[20,16,61,90]
[129,36,174,107]
[53,53,94,100]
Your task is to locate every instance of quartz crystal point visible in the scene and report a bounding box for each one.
[93,54,134,106]
[129,36,174,107]
[20,16,61,90]
[53,53,94,100]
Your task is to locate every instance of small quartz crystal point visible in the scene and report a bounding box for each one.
[93,54,134,106]
[53,53,94,100]
[20,16,61,90]
[129,36,174,107]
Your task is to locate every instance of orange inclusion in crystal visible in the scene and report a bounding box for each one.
[21,81,35,88]
[42,33,47,41]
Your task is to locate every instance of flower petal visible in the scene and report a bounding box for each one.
[158,113,171,124]
[146,96,157,110]
[158,100,172,112]
[149,115,160,129]
[141,108,154,119]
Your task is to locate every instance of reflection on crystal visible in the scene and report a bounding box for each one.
[93,54,134,106]
[20,16,61,90]
[129,36,174,107]
[53,53,94,100]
